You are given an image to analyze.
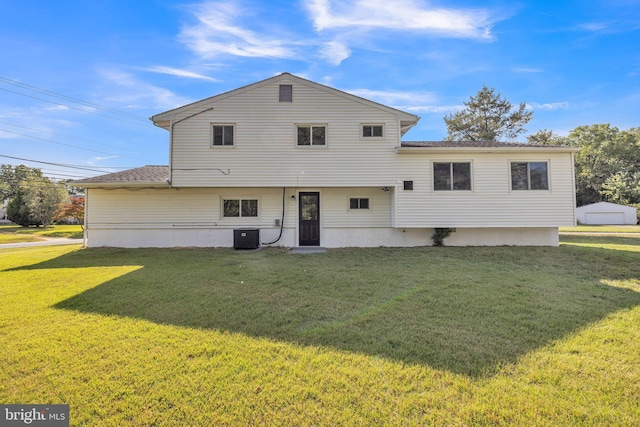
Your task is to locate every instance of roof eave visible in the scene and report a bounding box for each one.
[73,181,170,189]
[396,146,581,154]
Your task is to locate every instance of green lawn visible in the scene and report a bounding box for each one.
[1,237,639,425]
[0,224,83,243]
[560,224,640,233]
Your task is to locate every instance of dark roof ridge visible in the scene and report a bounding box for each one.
[401,140,571,148]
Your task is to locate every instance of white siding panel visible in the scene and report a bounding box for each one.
[170,78,401,188]
[394,152,576,228]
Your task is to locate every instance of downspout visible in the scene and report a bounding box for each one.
[570,152,577,225]
[83,189,89,248]
[165,106,215,188]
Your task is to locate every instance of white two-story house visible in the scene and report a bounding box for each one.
[74,73,578,248]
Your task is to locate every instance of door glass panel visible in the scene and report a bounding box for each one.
[301,195,318,220]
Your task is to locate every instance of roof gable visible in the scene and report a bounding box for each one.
[151,73,419,133]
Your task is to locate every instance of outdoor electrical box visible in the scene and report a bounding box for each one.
[233,229,260,249]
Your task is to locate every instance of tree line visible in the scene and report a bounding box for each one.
[444,86,640,207]
[1,164,84,228]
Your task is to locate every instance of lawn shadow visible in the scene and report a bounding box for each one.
[18,244,640,377]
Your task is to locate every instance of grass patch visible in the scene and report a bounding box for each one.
[0,224,83,242]
[560,225,640,233]
[1,238,639,425]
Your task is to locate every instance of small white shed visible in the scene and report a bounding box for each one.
[576,202,637,225]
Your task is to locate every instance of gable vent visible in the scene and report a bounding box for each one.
[279,84,292,102]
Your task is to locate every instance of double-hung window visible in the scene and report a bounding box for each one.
[212,124,234,146]
[297,125,326,146]
[511,162,549,190]
[223,199,258,217]
[433,162,472,191]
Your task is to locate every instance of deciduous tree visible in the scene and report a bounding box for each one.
[55,196,85,228]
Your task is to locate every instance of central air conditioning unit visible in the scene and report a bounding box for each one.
[233,228,260,249]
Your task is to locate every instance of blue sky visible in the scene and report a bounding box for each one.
[0,0,638,180]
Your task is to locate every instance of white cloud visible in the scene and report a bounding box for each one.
[92,155,120,161]
[99,69,192,110]
[141,66,218,82]
[404,104,465,114]
[307,0,497,39]
[346,88,438,105]
[578,22,610,32]
[179,1,297,59]
[343,88,459,114]
[319,41,351,65]
[526,102,570,111]
[512,67,544,73]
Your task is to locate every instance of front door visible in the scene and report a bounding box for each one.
[299,192,320,246]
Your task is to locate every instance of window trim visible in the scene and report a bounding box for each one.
[221,197,259,218]
[361,124,384,140]
[432,161,473,191]
[510,161,550,191]
[211,123,235,147]
[295,124,328,147]
[349,197,370,210]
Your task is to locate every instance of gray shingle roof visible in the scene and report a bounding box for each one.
[72,165,169,187]
[402,141,553,148]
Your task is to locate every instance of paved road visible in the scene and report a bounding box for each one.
[0,237,84,249]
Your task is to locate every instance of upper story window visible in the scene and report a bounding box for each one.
[223,199,258,217]
[434,162,472,191]
[297,125,326,146]
[212,124,234,146]
[362,124,384,138]
[511,162,549,190]
[349,198,369,209]
[279,84,292,102]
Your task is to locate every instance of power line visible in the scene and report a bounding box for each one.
[0,86,153,128]
[0,127,138,158]
[40,168,95,178]
[0,154,137,173]
[0,75,149,121]
[0,119,133,151]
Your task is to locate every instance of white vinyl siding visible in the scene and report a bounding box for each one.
[169,78,402,188]
[87,188,280,227]
[394,152,575,228]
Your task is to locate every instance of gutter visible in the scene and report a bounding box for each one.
[396,146,582,154]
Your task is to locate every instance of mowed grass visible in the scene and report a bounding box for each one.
[0,224,83,243]
[1,238,639,426]
[560,224,640,233]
